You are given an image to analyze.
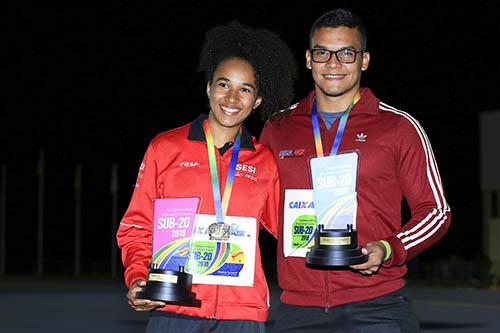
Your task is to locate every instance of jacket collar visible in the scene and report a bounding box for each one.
[188,114,255,150]
[296,87,380,116]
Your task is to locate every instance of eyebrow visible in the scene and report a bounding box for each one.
[216,77,256,90]
[312,44,356,50]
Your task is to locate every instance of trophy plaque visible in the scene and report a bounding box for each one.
[136,197,200,306]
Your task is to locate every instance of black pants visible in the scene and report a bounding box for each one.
[271,289,420,333]
[146,311,265,333]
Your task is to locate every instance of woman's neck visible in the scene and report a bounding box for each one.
[207,114,239,148]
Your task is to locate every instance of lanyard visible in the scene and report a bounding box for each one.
[311,92,361,157]
[203,121,241,224]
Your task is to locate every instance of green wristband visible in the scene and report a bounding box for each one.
[379,240,391,261]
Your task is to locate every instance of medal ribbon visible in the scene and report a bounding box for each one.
[203,121,241,224]
[311,92,361,157]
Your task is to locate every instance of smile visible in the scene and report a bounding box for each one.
[322,74,345,79]
[220,105,241,114]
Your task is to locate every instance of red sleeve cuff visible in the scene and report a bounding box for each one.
[125,270,149,288]
[383,235,408,267]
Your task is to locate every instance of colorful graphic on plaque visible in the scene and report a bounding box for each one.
[316,193,356,228]
[186,241,245,276]
[152,197,200,271]
[152,237,191,269]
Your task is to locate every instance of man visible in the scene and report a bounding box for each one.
[260,8,451,332]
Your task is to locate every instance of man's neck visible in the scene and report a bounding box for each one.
[315,88,360,113]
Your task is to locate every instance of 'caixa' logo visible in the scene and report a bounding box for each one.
[288,201,315,209]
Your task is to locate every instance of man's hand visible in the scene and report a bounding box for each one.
[127,279,166,311]
[349,241,386,275]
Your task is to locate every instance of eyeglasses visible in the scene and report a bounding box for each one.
[310,48,364,64]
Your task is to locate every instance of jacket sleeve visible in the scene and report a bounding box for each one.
[260,152,280,239]
[384,116,451,267]
[116,143,158,287]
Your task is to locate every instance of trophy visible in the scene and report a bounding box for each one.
[307,152,367,267]
[136,197,200,306]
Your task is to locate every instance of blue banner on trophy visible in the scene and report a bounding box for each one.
[310,152,358,229]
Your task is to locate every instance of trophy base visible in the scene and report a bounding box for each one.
[306,247,367,267]
[305,224,368,267]
[136,268,201,307]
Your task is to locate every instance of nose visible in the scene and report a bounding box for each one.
[225,88,239,103]
[325,54,341,68]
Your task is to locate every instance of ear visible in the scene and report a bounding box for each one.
[361,51,370,71]
[253,96,263,110]
[206,82,211,97]
[305,49,312,69]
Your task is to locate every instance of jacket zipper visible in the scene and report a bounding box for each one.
[213,285,219,319]
[323,115,332,313]
[324,271,330,312]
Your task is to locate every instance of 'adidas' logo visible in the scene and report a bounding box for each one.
[356,133,367,142]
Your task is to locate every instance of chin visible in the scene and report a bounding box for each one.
[323,87,347,97]
[223,122,243,129]
[220,114,246,126]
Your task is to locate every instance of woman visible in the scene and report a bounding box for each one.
[117,21,297,333]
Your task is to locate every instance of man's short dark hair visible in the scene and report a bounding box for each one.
[309,8,367,50]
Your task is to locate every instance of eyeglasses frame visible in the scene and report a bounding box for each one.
[309,47,365,64]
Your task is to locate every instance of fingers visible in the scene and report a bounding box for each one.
[129,296,166,311]
[127,280,145,303]
[127,279,165,311]
[350,256,379,274]
[349,242,385,275]
[129,299,166,311]
[355,263,380,275]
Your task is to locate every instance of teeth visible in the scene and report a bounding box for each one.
[221,106,240,113]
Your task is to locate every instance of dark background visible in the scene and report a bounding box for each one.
[3,1,499,278]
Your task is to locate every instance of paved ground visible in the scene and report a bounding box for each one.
[1,277,500,332]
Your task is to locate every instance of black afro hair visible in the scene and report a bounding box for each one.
[197,20,298,121]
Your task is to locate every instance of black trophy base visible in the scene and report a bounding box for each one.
[136,267,200,307]
[306,224,368,267]
[306,247,367,266]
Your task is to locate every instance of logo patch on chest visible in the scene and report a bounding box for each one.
[235,163,258,182]
[278,149,305,159]
[179,161,200,167]
[356,133,367,142]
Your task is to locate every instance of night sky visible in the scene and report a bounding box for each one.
[4,2,500,276]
